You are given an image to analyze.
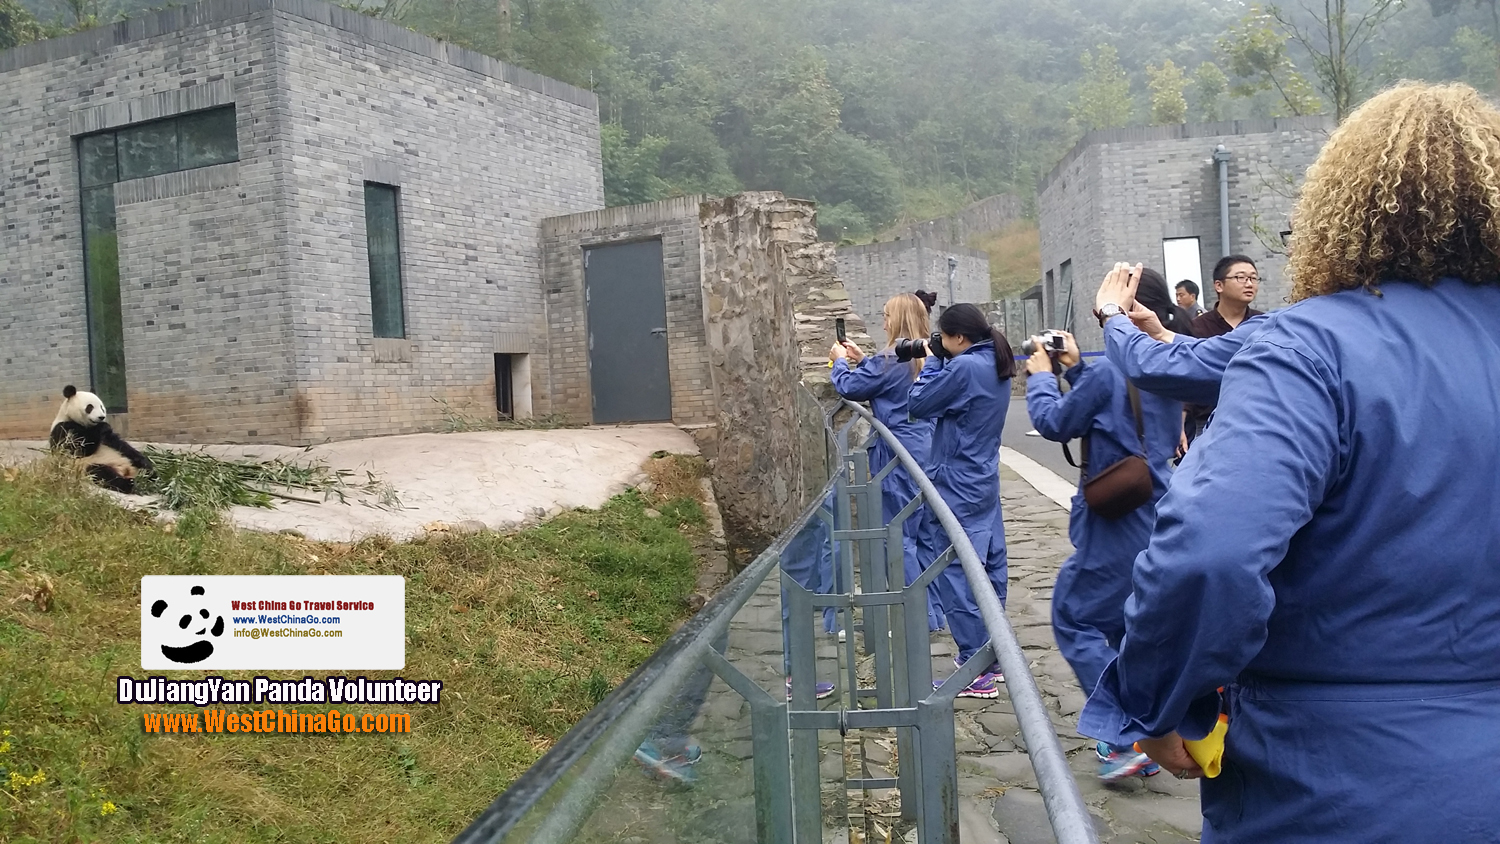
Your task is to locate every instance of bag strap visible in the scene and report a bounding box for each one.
[1126,382,1147,455]
[1054,369,1086,471]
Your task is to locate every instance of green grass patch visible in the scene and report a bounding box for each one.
[969,218,1042,300]
[0,454,706,843]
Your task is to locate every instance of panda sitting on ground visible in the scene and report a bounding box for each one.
[49,385,154,494]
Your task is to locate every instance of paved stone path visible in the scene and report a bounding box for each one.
[570,465,1202,844]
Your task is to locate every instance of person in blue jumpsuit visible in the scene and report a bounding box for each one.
[1079,82,1500,842]
[830,293,944,633]
[907,303,1013,699]
[1092,266,1272,406]
[1025,268,1190,780]
[779,494,838,700]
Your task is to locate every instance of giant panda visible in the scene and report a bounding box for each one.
[49,385,154,494]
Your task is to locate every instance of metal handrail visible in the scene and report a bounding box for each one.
[842,400,1099,844]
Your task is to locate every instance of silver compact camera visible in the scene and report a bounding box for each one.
[1021,330,1067,356]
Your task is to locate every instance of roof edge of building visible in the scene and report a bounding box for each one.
[1037,114,1338,194]
[0,0,599,112]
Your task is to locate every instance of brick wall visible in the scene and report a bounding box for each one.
[540,195,715,425]
[0,0,604,445]
[0,7,288,440]
[272,1,603,443]
[1038,117,1334,351]
[835,240,990,346]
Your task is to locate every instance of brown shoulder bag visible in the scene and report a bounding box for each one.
[1062,381,1154,520]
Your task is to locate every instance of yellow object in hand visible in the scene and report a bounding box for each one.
[1182,713,1229,778]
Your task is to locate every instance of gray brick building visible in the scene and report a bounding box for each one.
[835,240,990,347]
[0,0,607,444]
[1037,117,1335,350]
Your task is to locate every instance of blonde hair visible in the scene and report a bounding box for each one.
[1290,81,1500,302]
[883,294,930,378]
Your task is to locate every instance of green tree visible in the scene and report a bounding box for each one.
[1451,25,1498,91]
[1070,44,1132,132]
[1194,61,1229,121]
[0,0,45,48]
[600,123,670,206]
[1221,8,1325,116]
[1147,59,1188,124]
[1264,0,1406,120]
[1430,1,1500,91]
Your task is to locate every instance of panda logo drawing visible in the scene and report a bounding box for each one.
[150,584,226,664]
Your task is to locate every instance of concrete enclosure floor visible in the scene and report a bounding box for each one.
[0,425,698,543]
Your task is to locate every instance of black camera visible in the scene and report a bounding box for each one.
[1021,330,1068,357]
[894,332,951,362]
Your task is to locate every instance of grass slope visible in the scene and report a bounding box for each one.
[0,455,706,844]
[970,219,1042,300]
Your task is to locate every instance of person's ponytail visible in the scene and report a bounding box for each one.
[989,327,1015,380]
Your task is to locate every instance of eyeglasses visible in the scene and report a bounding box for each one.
[1223,274,1259,284]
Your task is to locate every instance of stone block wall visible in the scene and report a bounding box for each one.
[1038,117,1334,351]
[540,195,715,425]
[835,241,989,347]
[699,192,812,546]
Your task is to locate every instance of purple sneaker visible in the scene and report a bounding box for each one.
[785,677,836,700]
[934,656,1004,699]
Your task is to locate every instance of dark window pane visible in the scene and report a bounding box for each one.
[178,107,238,169]
[78,133,118,187]
[365,183,406,339]
[117,120,177,180]
[79,187,128,412]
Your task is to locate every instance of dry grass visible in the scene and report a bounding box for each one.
[0,453,707,844]
[969,219,1042,300]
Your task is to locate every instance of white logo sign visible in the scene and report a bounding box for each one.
[140,576,405,670]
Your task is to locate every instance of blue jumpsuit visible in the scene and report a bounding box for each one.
[1103,313,1269,405]
[1025,359,1181,705]
[1079,279,1500,842]
[780,491,838,674]
[908,340,1009,665]
[832,352,944,631]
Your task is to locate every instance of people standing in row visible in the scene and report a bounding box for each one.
[907,303,1013,699]
[1174,280,1206,319]
[1181,256,1263,449]
[1080,81,1500,843]
[1024,268,1190,780]
[830,293,945,633]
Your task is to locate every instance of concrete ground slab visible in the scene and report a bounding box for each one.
[1,425,697,542]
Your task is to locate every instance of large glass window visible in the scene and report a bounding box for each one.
[364,183,406,340]
[74,106,239,412]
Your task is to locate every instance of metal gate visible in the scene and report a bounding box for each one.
[584,240,673,424]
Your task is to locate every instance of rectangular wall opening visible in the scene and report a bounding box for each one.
[495,354,514,419]
[1162,237,1205,291]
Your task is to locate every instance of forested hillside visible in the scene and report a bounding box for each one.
[8,0,1500,242]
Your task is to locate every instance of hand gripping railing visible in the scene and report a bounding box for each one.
[841,400,1098,844]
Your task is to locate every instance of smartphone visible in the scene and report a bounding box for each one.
[835,318,847,344]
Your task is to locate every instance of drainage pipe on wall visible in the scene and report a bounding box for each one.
[1213,144,1233,256]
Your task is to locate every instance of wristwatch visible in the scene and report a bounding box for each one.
[1095,302,1124,326]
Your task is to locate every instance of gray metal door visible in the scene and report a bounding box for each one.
[585,239,672,424]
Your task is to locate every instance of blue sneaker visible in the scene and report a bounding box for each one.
[634,739,699,787]
[785,677,836,700]
[1140,760,1162,777]
[1098,749,1151,782]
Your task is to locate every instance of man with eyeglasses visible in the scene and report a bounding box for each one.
[1183,255,1264,447]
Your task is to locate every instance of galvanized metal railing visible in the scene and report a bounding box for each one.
[451,401,1096,844]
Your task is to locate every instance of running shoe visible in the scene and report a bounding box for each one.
[1098,749,1152,782]
[1096,742,1161,778]
[934,655,1004,699]
[785,677,836,701]
[634,740,699,786]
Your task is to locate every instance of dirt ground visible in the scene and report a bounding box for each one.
[0,425,698,542]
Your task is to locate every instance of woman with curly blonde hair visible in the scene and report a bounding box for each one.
[1078,81,1500,842]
